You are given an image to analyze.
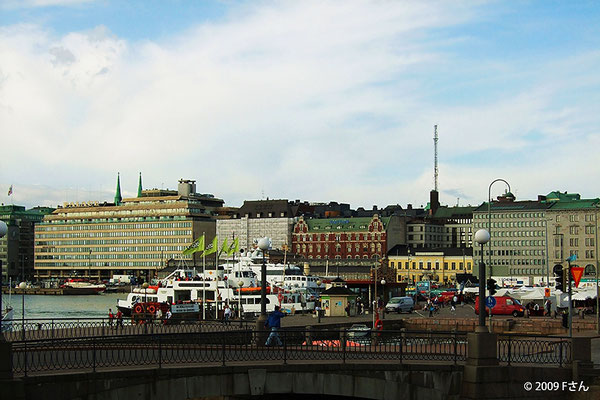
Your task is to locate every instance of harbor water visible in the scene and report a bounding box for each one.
[2,293,124,320]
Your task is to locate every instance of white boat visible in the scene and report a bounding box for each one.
[62,279,106,293]
[117,264,316,318]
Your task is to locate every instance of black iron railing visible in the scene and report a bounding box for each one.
[11,329,468,376]
[2,317,254,341]
[497,334,571,367]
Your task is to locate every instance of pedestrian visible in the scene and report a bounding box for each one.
[428,302,435,318]
[224,304,232,325]
[345,303,350,317]
[108,308,114,328]
[165,309,172,325]
[156,307,163,324]
[116,310,123,330]
[265,305,285,346]
[451,296,456,312]
[545,299,552,316]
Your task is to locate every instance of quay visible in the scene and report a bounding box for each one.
[2,286,131,295]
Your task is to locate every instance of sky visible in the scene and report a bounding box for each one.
[1,0,599,210]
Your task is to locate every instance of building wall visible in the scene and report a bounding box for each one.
[292,215,388,260]
[216,217,293,252]
[34,197,216,279]
[389,252,473,283]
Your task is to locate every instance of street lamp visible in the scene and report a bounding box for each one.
[316,279,322,323]
[0,220,7,341]
[474,229,490,331]
[488,179,511,278]
[256,237,270,331]
[381,279,386,319]
[237,280,244,327]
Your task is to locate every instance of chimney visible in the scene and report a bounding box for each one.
[429,190,440,216]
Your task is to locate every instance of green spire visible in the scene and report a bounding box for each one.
[115,173,122,205]
[137,172,143,197]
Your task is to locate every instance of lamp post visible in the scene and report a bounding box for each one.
[237,280,244,327]
[316,279,322,323]
[595,209,599,335]
[0,221,7,341]
[488,179,511,278]
[474,229,490,332]
[256,237,270,331]
[381,279,386,319]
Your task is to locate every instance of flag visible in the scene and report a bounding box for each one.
[7,185,13,196]
[182,235,205,256]
[227,238,239,256]
[566,254,577,262]
[219,237,230,257]
[202,236,218,256]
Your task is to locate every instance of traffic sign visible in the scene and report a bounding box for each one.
[485,296,497,309]
[571,267,584,288]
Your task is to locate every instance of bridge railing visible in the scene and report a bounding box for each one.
[10,329,468,376]
[2,317,254,341]
[497,333,571,367]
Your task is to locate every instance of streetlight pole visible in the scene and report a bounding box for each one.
[595,209,599,335]
[256,237,270,332]
[381,279,386,319]
[474,229,490,332]
[0,221,7,341]
[544,219,550,287]
[488,179,511,278]
[237,280,244,327]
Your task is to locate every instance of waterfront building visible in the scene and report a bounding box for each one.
[291,214,405,262]
[216,199,306,252]
[544,192,600,284]
[0,205,54,281]
[34,178,223,280]
[388,244,473,284]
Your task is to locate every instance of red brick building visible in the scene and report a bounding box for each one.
[292,215,404,260]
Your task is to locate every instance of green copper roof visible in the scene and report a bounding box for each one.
[114,173,122,205]
[547,199,600,210]
[305,216,390,232]
[545,191,581,202]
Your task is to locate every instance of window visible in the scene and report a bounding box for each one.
[444,262,448,270]
[451,262,456,270]
[570,238,579,247]
[570,226,579,235]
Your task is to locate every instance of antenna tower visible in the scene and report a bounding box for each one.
[433,125,438,191]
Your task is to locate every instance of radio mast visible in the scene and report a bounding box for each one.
[433,125,438,191]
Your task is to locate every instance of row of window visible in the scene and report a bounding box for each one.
[474,212,545,219]
[35,261,166,267]
[391,261,472,271]
[295,233,384,241]
[36,230,192,239]
[35,249,186,260]
[37,245,184,253]
[37,222,192,231]
[295,243,383,253]
[35,238,191,246]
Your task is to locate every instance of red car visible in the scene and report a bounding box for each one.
[474,296,525,317]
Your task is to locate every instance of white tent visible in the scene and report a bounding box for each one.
[519,287,547,300]
[572,290,597,301]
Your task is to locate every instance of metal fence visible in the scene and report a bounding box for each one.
[497,334,571,367]
[2,317,254,341]
[11,329,468,376]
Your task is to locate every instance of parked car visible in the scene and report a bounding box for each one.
[385,297,415,313]
[474,296,525,317]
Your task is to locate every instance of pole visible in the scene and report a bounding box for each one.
[568,258,573,338]
[0,259,3,341]
[545,220,550,287]
[595,210,599,334]
[478,243,486,329]
[488,179,511,279]
[260,250,267,317]
[202,232,206,320]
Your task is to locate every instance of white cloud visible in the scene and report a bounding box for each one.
[0,1,599,211]
[2,0,95,8]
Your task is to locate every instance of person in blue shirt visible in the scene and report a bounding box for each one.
[265,306,285,346]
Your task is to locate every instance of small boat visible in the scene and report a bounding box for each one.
[61,279,106,294]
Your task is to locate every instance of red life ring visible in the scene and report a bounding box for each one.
[375,319,383,331]
[133,304,143,314]
[147,304,156,314]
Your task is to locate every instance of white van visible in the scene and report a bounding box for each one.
[385,297,415,313]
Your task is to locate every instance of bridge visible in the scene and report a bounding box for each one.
[0,319,598,400]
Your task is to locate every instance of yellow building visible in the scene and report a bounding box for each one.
[34,177,222,280]
[388,246,474,284]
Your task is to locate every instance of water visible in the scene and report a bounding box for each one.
[2,293,124,320]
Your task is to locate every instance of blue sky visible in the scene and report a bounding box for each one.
[1,0,599,209]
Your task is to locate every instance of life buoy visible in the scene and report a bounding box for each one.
[147,304,156,314]
[375,319,383,331]
[133,304,144,314]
